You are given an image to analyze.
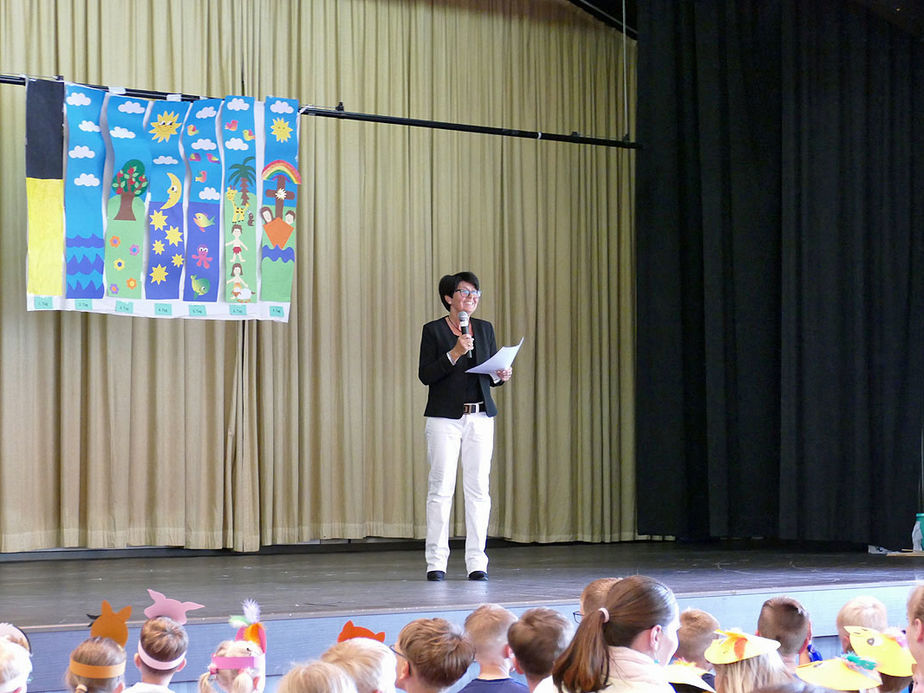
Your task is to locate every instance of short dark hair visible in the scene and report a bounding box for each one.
[757,597,810,656]
[398,618,474,690]
[438,272,480,310]
[508,608,573,679]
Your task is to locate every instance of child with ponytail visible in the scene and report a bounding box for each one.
[552,575,679,693]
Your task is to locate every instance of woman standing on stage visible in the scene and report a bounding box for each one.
[552,575,680,693]
[418,271,512,582]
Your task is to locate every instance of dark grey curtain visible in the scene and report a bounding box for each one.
[635,0,924,548]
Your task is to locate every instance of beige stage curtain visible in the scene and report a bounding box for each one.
[0,0,636,553]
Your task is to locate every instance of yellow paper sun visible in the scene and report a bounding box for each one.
[149,111,181,143]
[152,239,165,255]
[149,209,167,231]
[165,225,183,246]
[149,265,168,285]
[171,254,184,267]
[271,117,292,142]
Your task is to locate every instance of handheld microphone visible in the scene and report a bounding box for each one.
[458,311,472,359]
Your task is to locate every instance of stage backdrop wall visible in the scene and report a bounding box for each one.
[636,0,924,549]
[0,0,636,552]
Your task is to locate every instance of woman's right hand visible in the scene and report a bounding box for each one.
[452,333,474,360]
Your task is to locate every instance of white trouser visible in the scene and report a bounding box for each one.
[424,413,494,573]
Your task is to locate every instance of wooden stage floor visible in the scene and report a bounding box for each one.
[2,540,922,628]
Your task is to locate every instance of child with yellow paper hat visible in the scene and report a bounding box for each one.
[704,629,791,693]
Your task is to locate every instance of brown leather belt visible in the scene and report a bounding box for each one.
[462,402,485,414]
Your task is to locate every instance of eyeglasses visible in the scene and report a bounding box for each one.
[454,288,481,298]
[573,610,582,623]
[390,645,407,660]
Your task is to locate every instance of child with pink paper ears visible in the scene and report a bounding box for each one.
[200,601,267,693]
[66,600,133,693]
[125,590,205,693]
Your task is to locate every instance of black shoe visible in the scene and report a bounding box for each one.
[427,570,445,581]
[468,570,488,581]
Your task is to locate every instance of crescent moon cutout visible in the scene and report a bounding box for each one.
[162,172,182,209]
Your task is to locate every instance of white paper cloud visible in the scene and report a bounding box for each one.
[224,137,247,151]
[68,145,95,159]
[74,173,100,187]
[196,106,217,119]
[191,138,217,150]
[153,155,179,165]
[199,187,221,201]
[226,97,250,111]
[110,126,135,139]
[118,100,146,114]
[79,120,101,132]
[270,100,294,114]
[66,92,92,107]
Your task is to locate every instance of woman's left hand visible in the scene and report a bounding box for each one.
[495,368,513,382]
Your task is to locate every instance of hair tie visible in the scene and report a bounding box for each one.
[599,607,610,623]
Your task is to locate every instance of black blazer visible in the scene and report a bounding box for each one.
[418,316,501,418]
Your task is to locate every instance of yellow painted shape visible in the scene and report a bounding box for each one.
[26,177,65,296]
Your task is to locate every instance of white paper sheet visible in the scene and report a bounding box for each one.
[465,337,525,374]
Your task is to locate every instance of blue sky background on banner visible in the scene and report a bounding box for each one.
[64,84,107,299]
[182,98,223,302]
[145,100,191,300]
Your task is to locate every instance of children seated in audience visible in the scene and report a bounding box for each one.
[756,598,811,672]
[126,617,188,693]
[705,630,791,693]
[321,637,397,693]
[0,626,30,654]
[577,578,622,620]
[909,585,924,669]
[394,618,475,693]
[200,640,265,693]
[459,604,527,693]
[507,608,573,693]
[0,637,32,693]
[835,596,888,653]
[67,637,127,693]
[279,661,359,693]
[674,609,719,684]
[553,574,679,693]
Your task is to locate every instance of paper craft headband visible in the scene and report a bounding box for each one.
[337,620,386,643]
[69,600,131,680]
[846,626,915,677]
[704,629,780,664]
[144,589,205,626]
[796,654,883,691]
[209,655,262,676]
[229,600,267,654]
[68,659,126,680]
[664,660,716,692]
[136,589,203,671]
[88,600,132,648]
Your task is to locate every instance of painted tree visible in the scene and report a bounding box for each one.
[228,156,256,204]
[112,159,149,221]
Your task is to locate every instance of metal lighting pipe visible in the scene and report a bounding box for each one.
[0,73,638,150]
